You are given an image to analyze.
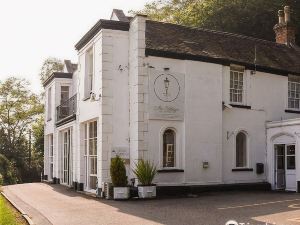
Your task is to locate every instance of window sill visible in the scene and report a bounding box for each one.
[83,97,90,101]
[230,104,251,109]
[285,109,300,114]
[157,169,184,173]
[232,168,253,172]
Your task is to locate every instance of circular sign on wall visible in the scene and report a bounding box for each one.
[154,73,180,102]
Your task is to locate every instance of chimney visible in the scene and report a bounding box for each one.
[274,6,296,46]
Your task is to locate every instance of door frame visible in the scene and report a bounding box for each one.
[274,143,296,191]
[62,128,72,186]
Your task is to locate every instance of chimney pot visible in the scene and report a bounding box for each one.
[278,10,284,24]
[284,6,291,22]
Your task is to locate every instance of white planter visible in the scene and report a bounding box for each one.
[138,186,157,198]
[113,187,130,200]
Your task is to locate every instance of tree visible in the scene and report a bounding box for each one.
[134,0,300,45]
[0,77,44,182]
[39,57,64,82]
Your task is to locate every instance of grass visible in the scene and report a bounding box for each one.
[0,194,26,225]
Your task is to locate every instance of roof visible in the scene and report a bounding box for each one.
[43,72,73,87]
[75,19,129,50]
[145,20,300,75]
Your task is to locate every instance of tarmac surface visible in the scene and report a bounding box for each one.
[2,183,300,225]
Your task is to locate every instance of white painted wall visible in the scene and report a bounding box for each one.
[44,15,300,190]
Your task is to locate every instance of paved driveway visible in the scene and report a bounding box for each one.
[2,183,300,225]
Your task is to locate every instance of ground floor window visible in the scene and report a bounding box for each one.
[163,129,176,168]
[84,121,97,190]
[62,130,71,185]
[49,134,53,179]
[236,131,247,168]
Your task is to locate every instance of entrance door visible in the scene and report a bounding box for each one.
[63,129,72,186]
[275,144,285,189]
[286,145,296,191]
[274,144,296,191]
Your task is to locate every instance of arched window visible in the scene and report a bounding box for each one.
[236,132,247,168]
[163,129,176,168]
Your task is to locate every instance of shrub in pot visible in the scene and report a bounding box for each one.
[133,159,157,199]
[110,156,130,200]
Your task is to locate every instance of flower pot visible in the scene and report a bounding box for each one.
[113,187,130,200]
[138,186,156,199]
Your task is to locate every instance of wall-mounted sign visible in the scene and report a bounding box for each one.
[149,70,184,120]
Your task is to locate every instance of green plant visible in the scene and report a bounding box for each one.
[0,173,3,186]
[133,159,157,186]
[110,156,128,187]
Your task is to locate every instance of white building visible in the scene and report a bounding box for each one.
[44,7,300,193]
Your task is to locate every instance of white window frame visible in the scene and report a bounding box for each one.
[84,48,94,99]
[229,66,246,105]
[49,134,54,180]
[161,128,177,169]
[287,75,300,111]
[83,120,97,192]
[47,87,52,121]
[234,130,249,169]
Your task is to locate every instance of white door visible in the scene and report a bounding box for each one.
[285,144,296,191]
[63,129,72,186]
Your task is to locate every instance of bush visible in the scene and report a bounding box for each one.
[0,154,18,185]
[133,159,157,186]
[110,156,128,187]
[0,174,3,186]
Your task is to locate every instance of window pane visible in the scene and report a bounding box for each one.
[89,176,97,190]
[163,129,175,167]
[236,132,247,167]
[287,156,296,170]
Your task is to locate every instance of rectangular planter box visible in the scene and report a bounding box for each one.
[138,186,156,198]
[113,187,130,200]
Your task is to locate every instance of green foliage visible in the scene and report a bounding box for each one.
[0,77,44,183]
[110,156,128,187]
[0,154,18,185]
[134,0,300,45]
[39,57,64,82]
[0,173,3,186]
[133,159,157,186]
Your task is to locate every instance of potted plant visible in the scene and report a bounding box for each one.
[133,159,157,199]
[110,156,130,200]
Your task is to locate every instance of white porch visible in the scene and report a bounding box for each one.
[267,118,300,192]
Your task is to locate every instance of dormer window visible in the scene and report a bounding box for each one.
[84,48,93,99]
[230,65,245,104]
[288,75,300,110]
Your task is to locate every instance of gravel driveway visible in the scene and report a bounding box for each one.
[2,183,300,225]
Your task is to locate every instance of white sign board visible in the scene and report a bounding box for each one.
[149,70,184,120]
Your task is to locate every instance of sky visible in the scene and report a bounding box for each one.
[0,0,149,94]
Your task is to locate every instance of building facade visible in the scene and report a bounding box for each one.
[44,7,300,193]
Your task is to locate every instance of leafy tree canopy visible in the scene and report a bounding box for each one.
[134,0,300,45]
[39,57,64,83]
[0,77,44,183]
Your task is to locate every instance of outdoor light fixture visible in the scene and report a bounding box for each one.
[164,77,170,96]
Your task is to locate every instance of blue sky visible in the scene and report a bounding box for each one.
[0,0,149,93]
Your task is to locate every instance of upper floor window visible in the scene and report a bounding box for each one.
[47,87,52,121]
[163,129,176,168]
[236,131,247,168]
[230,66,244,104]
[84,48,93,99]
[61,86,69,103]
[288,75,300,110]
